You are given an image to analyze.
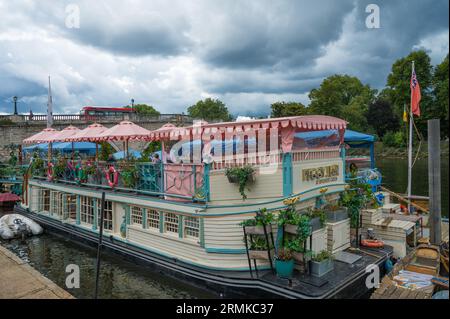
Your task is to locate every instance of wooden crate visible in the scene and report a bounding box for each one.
[375,191,391,205]
[381,203,401,214]
[361,208,383,226]
[326,218,350,254]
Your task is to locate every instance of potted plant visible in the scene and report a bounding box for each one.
[274,248,295,279]
[286,237,312,264]
[307,208,327,231]
[323,204,348,223]
[240,208,274,235]
[247,236,274,260]
[310,250,334,277]
[225,165,255,200]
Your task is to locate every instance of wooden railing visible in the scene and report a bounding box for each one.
[291,148,341,162]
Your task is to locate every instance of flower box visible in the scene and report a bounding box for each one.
[292,251,312,263]
[227,172,255,184]
[310,258,334,277]
[325,207,348,223]
[244,224,272,235]
[248,249,274,260]
[309,217,322,232]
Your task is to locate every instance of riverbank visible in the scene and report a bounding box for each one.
[347,141,449,159]
[0,244,74,299]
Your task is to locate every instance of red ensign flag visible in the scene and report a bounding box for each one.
[410,69,421,117]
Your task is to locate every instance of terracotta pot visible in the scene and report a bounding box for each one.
[292,251,311,263]
[284,224,298,235]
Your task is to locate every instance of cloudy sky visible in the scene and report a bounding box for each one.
[0,0,448,116]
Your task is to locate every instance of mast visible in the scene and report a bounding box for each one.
[47,75,53,128]
[407,61,414,213]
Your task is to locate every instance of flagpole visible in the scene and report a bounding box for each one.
[407,61,414,213]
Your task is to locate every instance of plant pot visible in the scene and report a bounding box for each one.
[309,217,322,232]
[275,259,295,279]
[226,172,255,184]
[284,224,298,235]
[248,249,274,260]
[245,225,272,235]
[326,208,348,223]
[310,258,334,277]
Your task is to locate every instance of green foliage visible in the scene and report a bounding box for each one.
[432,54,449,138]
[340,180,377,228]
[126,104,160,116]
[30,152,44,176]
[308,74,376,132]
[187,98,232,122]
[275,248,293,261]
[366,98,400,138]
[120,163,139,188]
[270,102,309,118]
[312,250,333,262]
[53,156,68,178]
[240,208,274,227]
[383,131,406,148]
[99,142,115,161]
[140,141,161,162]
[225,165,255,200]
[248,236,271,250]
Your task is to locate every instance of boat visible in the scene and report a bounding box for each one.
[0,213,43,240]
[371,244,441,299]
[15,115,394,298]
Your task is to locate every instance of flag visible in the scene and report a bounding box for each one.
[410,68,421,117]
[47,75,53,128]
[403,105,408,122]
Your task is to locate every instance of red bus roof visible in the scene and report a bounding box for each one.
[82,106,136,112]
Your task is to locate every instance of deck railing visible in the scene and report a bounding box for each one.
[291,147,341,162]
[30,160,208,202]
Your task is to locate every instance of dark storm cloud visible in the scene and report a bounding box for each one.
[0,0,448,115]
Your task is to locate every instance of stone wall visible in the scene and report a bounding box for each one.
[0,115,192,160]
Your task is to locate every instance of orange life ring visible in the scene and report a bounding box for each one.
[105,165,119,188]
[47,163,54,181]
[361,239,384,248]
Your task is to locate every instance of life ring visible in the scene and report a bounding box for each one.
[361,239,384,248]
[47,163,54,181]
[105,166,119,188]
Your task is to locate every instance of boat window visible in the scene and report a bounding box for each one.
[292,130,340,151]
[164,213,179,234]
[147,210,160,230]
[40,189,50,212]
[97,200,113,231]
[66,194,77,220]
[80,196,94,225]
[50,191,63,217]
[131,206,143,225]
[184,216,199,239]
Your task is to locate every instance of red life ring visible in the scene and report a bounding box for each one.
[47,163,54,181]
[105,165,119,188]
[361,239,384,248]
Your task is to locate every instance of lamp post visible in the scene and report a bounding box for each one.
[131,98,135,108]
[13,96,18,115]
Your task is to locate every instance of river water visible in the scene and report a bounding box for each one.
[1,157,447,299]
[376,157,449,217]
[0,232,216,299]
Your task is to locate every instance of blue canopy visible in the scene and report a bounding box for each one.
[113,149,141,160]
[23,142,100,155]
[294,129,375,145]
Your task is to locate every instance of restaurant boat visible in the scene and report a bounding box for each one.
[16,115,393,298]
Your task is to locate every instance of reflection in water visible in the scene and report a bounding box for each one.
[1,233,216,299]
[377,157,449,217]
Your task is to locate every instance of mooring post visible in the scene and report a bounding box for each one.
[427,119,441,244]
[94,191,106,299]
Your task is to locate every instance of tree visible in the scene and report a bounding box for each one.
[366,98,400,138]
[432,54,449,138]
[385,50,433,137]
[308,75,376,131]
[270,102,309,118]
[99,142,115,161]
[128,104,160,116]
[187,98,232,122]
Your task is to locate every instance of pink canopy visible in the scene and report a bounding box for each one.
[46,125,80,142]
[147,123,178,141]
[95,121,151,141]
[66,123,108,142]
[150,115,347,153]
[23,128,60,144]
